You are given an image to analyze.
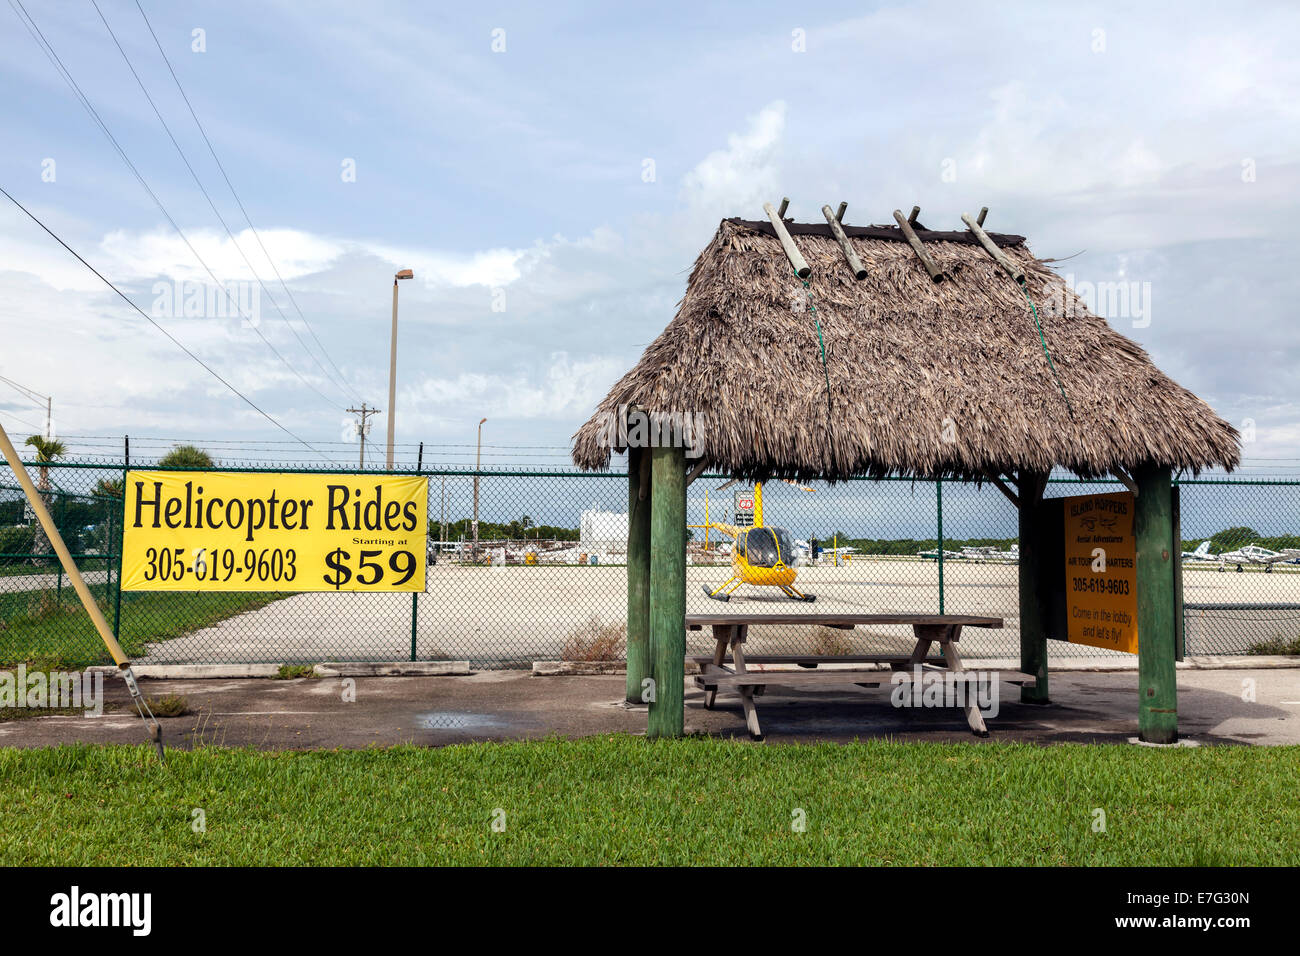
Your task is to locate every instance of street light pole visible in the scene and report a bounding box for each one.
[473,417,487,562]
[386,269,414,469]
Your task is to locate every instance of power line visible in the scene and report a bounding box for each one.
[132,0,365,408]
[0,409,47,433]
[84,0,348,413]
[10,0,343,420]
[0,373,48,407]
[0,183,335,463]
[92,0,359,409]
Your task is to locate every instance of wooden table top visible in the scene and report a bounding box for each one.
[685,613,1003,629]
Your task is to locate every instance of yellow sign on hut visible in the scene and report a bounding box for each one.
[1063,492,1138,654]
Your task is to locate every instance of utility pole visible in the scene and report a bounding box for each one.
[347,404,380,468]
[0,373,52,438]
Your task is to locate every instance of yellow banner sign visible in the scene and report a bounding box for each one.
[1063,491,1138,654]
[121,471,427,592]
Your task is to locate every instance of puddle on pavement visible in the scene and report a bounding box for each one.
[415,711,508,730]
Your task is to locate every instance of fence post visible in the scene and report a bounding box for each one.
[1135,464,1178,743]
[936,479,944,614]
[411,442,423,661]
[647,445,686,738]
[112,438,128,642]
[626,447,652,703]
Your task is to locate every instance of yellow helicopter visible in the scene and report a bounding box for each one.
[691,480,815,602]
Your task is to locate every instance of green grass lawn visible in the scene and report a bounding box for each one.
[0,584,282,668]
[1,737,1296,865]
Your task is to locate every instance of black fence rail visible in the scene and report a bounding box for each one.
[1,457,1297,667]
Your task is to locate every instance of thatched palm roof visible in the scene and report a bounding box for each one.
[571,214,1240,481]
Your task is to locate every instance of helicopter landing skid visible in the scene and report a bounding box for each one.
[779,585,816,602]
[702,584,731,602]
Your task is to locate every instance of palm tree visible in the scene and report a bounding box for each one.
[158,444,214,469]
[23,435,65,564]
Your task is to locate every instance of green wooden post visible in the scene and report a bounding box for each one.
[647,445,686,738]
[1018,471,1050,703]
[626,447,652,703]
[1135,464,1178,743]
[936,479,944,615]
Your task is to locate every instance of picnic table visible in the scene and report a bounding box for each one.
[687,613,1035,740]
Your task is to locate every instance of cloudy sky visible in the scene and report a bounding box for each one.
[1,0,1297,472]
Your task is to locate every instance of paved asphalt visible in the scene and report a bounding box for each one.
[2,667,1297,749]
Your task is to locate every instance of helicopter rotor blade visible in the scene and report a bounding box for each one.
[779,478,816,493]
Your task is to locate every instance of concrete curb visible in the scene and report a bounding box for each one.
[84,661,472,679]
[532,661,626,676]
[314,661,471,677]
[87,663,283,679]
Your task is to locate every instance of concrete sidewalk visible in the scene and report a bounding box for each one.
[1,667,1297,749]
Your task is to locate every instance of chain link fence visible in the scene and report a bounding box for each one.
[1,455,1297,667]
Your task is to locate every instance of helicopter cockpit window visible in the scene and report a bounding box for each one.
[735,532,746,559]
[773,528,795,565]
[746,528,780,567]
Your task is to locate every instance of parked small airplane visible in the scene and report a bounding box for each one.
[1181,541,1214,562]
[1217,544,1300,572]
[917,548,962,562]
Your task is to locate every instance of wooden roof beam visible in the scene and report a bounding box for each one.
[822,204,867,280]
[982,470,1020,507]
[763,200,811,279]
[961,211,1025,284]
[892,208,945,282]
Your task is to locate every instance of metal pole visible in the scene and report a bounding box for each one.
[473,418,485,562]
[386,281,399,468]
[112,436,128,641]
[411,441,423,660]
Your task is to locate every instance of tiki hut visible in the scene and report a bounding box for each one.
[572,211,1239,480]
[572,201,1241,743]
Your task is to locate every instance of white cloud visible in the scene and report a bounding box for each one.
[398,352,625,428]
[682,101,787,214]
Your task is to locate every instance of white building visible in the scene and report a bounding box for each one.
[579,509,628,563]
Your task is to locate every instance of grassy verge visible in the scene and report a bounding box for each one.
[0,558,111,578]
[1250,635,1300,655]
[0,738,1296,865]
[0,584,283,668]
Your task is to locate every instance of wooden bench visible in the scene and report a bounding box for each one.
[686,613,1035,740]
